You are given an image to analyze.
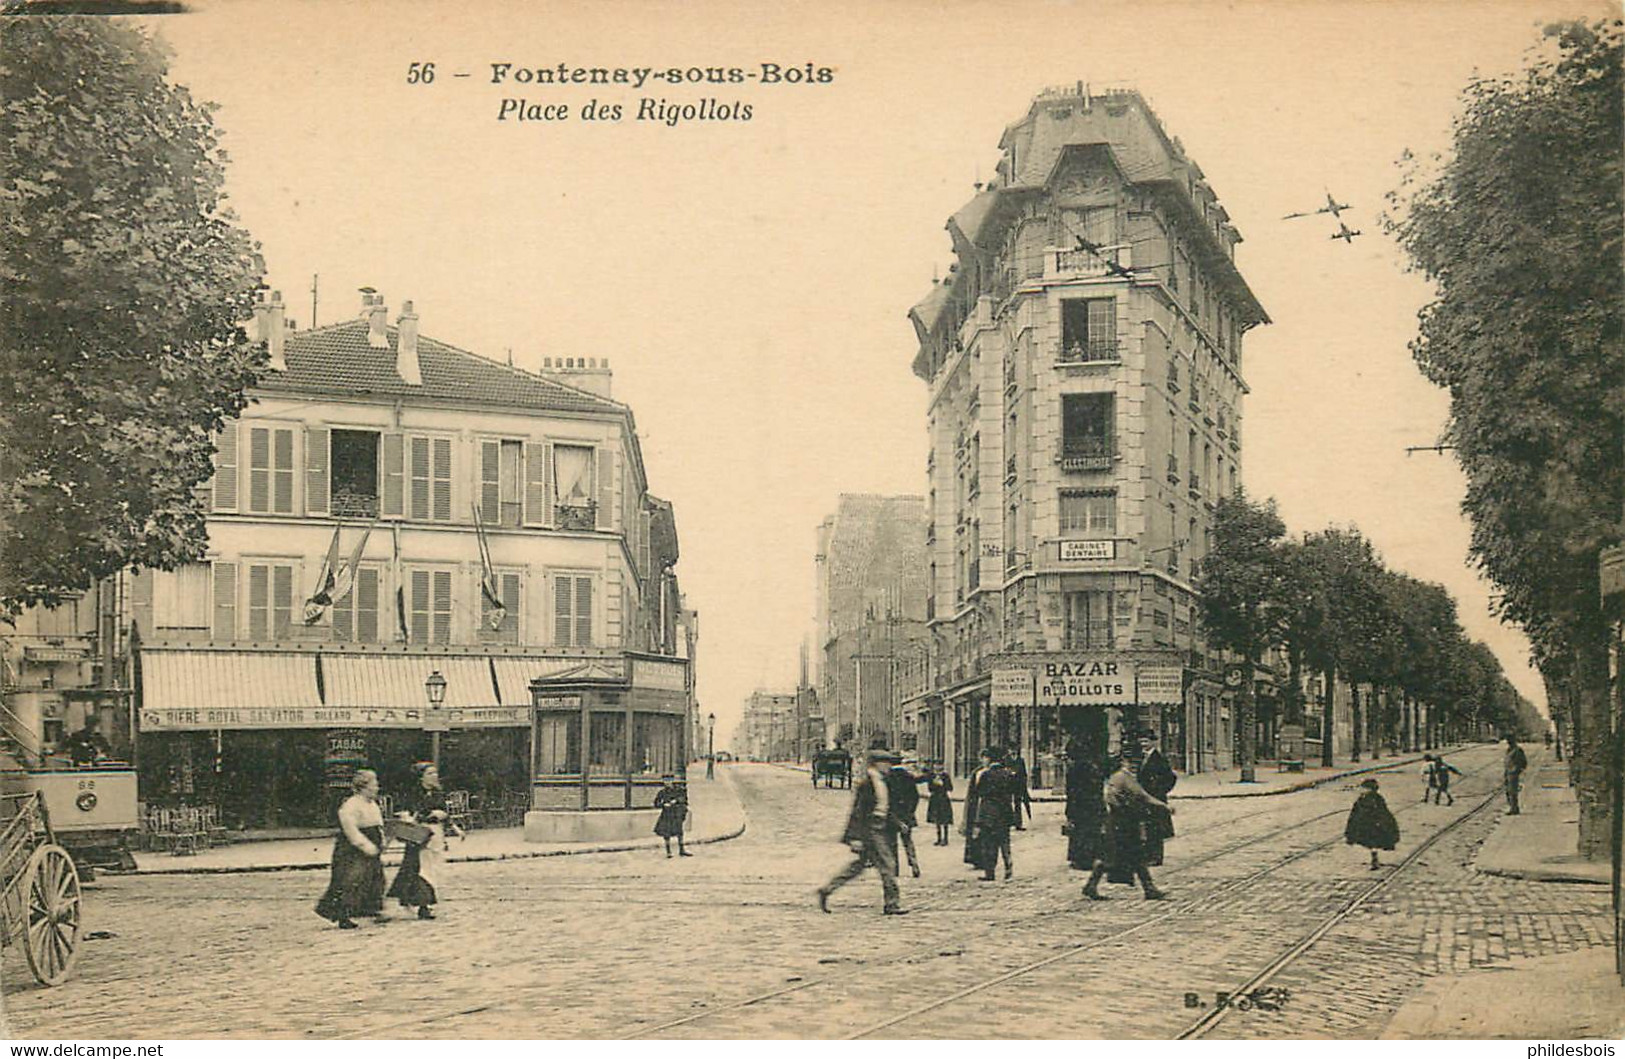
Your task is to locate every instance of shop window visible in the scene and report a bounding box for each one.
[587,712,624,776]
[246,562,294,640]
[633,714,683,775]
[1059,489,1116,537]
[331,429,381,519]
[1060,298,1118,362]
[535,713,579,774]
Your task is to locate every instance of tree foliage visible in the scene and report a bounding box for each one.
[0,17,265,615]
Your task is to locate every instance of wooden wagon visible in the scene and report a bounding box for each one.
[1,789,83,986]
[811,748,853,789]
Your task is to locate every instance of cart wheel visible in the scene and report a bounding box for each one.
[24,844,81,986]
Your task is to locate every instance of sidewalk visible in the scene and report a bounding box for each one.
[1473,754,1611,885]
[130,768,748,875]
[1382,946,1624,1039]
[773,749,1465,801]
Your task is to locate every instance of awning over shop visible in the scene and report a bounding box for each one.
[140,650,322,731]
[322,655,497,710]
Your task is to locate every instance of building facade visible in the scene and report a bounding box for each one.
[51,290,696,826]
[813,495,930,750]
[906,87,1269,784]
[736,690,798,762]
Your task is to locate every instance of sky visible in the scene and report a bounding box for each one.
[138,0,1611,746]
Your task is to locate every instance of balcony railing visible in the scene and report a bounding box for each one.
[555,502,597,531]
[1058,338,1122,364]
[332,490,380,519]
[1048,244,1133,279]
[1060,435,1113,471]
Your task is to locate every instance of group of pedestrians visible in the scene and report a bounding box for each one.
[316,763,459,930]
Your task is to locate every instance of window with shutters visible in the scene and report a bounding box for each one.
[553,444,596,530]
[305,426,329,516]
[331,430,381,519]
[478,439,524,528]
[332,565,382,643]
[246,425,297,515]
[155,564,211,632]
[246,561,296,640]
[552,573,594,647]
[408,567,453,644]
[479,569,522,644]
[211,425,239,512]
[212,562,237,641]
[408,435,454,522]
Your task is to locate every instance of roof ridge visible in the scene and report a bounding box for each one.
[414,331,624,410]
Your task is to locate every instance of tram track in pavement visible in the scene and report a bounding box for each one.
[328,747,1500,1039]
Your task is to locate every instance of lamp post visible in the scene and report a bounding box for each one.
[706,711,716,780]
[425,670,448,770]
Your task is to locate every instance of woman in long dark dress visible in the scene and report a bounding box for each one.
[387,763,454,919]
[925,762,954,846]
[1136,746,1178,867]
[653,775,691,857]
[315,769,387,929]
[1064,743,1107,871]
[1345,777,1400,869]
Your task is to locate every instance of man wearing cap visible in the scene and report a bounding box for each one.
[817,748,906,915]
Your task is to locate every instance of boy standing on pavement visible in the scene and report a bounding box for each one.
[886,755,924,879]
[1503,734,1528,815]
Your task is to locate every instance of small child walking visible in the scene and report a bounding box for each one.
[1428,755,1462,806]
[653,775,692,858]
[925,762,954,846]
[1345,777,1400,870]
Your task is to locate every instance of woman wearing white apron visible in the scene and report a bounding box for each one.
[387,763,456,919]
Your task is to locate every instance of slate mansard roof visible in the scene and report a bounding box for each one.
[256,318,623,415]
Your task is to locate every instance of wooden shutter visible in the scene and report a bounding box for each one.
[272,428,295,514]
[332,582,354,642]
[410,569,431,643]
[212,424,239,512]
[212,562,237,641]
[553,575,572,645]
[595,449,612,530]
[523,443,547,526]
[248,564,269,640]
[272,564,293,638]
[432,569,452,643]
[409,437,430,520]
[356,568,380,643]
[248,427,270,513]
[305,426,329,516]
[574,575,593,647]
[479,440,501,520]
[502,572,520,640]
[381,433,405,518]
[431,437,452,522]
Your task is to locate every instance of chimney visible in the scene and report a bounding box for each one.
[364,291,388,348]
[265,290,286,371]
[537,355,613,399]
[396,300,421,385]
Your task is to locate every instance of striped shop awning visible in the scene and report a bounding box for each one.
[139,650,323,730]
[321,655,499,710]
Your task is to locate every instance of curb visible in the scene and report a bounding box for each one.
[130,770,749,876]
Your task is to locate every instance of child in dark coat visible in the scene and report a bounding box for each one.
[1345,777,1400,869]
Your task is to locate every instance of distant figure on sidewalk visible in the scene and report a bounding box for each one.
[1064,740,1107,873]
[1136,743,1178,867]
[886,755,923,878]
[654,775,692,857]
[1008,752,1033,831]
[315,769,388,929]
[925,761,954,846]
[1543,728,1552,750]
[1426,754,1462,806]
[965,747,1019,882]
[1345,777,1400,870]
[817,749,905,915]
[706,753,715,780]
[1503,735,1528,815]
[1082,755,1172,901]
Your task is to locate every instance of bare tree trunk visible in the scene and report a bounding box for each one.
[1572,632,1614,861]
[1239,653,1258,783]
[1321,664,1336,768]
[1350,682,1363,762]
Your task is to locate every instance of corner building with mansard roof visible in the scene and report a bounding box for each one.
[904,87,1268,785]
[127,290,694,829]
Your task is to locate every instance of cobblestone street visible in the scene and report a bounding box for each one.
[2,747,1614,1039]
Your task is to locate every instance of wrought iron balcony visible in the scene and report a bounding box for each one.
[1060,435,1114,471]
[1057,338,1122,364]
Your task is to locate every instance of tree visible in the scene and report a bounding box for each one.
[1197,492,1291,782]
[1385,19,1623,857]
[0,18,265,615]
[1297,528,1390,766]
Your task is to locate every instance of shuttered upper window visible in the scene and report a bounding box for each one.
[212,562,237,641]
[333,566,382,644]
[409,567,453,644]
[211,425,239,512]
[247,426,296,515]
[553,574,593,647]
[479,439,524,528]
[479,569,522,644]
[408,436,453,522]
[246,562,295,640]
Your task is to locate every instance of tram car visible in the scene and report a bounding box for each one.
[1,750,138,877]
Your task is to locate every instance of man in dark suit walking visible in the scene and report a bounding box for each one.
[817,749,906,915]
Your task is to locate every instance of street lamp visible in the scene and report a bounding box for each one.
[425,670,447,769]
[706,711,716,780]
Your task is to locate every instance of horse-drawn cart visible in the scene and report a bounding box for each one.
[1,789,83,986]
[810,747,852,789]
